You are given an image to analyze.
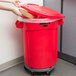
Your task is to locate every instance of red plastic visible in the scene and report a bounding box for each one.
[20,3,65,19]
[16,20,64,69]
[16,20,63,29]
[16,3,65,69]
[16,20,23,28]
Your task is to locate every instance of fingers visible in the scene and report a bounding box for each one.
[12,7,22,16]
[13,2,19,7]
[15,11,22,16]
[12,0,21,7]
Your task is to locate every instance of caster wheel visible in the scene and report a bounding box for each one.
[47,72,50,76]
[31,72,35,76]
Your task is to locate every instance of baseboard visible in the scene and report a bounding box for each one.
[58,52,76,65]
[0,53,76,72]
[0,56,24,72]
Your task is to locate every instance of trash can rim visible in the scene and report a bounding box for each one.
[17,17,60,23]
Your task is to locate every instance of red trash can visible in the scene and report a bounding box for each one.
[16,3,65,74]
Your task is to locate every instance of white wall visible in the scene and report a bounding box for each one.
[0,0,43,65]
[20,0,43,6]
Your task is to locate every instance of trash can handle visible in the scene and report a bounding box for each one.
[58,19,64,25]
[15,20,23,28]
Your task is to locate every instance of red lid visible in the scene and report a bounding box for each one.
[20,3,65,19]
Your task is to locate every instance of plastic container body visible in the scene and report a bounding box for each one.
[16,19,63,69]
[16,3,65,70]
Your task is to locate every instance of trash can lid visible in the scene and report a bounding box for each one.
[20,3,65,19]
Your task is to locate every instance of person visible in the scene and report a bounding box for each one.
[0,0,34,18]
[0,0,21,16]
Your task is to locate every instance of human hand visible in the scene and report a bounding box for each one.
[12,7,21,16]
[12,0,20,7]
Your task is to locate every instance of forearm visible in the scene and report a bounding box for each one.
[0,3,13,11]
[0,0,12,3]
[0,0,21,16]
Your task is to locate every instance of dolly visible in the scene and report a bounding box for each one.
[24,65,55,76]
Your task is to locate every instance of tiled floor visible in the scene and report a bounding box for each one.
[0,58,76,76]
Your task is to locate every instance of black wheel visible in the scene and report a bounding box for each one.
[24,66,28,71]
[47,72,50,75]
[32,74,34,76]
[31,72,35,76]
